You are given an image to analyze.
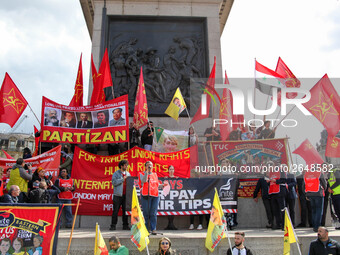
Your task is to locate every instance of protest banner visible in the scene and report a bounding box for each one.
[152,127,189,153]
[126,177,238,215]
[0,204,62,255]
[40,95,129,144]
[0,146,61,181]
[210,138,289,174]
[71,146,191,215]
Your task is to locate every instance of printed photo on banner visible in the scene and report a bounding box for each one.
[109,106,126,126]
[40,95,129,144]
[152,127,188,153]
[60,111,77,128]
[93,110,109,128]
[43,108,61,127]
[76,112,93,128]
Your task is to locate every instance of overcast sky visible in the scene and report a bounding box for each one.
[1,0,340,162]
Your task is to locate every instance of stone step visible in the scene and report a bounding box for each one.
[57,228,340,255]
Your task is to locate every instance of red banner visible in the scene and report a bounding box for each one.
[238,178,259,198]
[210,138,288,172]
[71,146,191,215]
[0,146,61,181]
[0,204,62,255]
[41,95,129,144]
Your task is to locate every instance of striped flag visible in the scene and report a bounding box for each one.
[255,60,285,95]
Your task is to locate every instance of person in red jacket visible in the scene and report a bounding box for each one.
[138,161,168,235]
[54,168,75,228]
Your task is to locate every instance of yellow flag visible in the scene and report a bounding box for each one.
[131,186,150,251]
[94,223,108,255]
[283,209,297,255]
[165,88,186,120]
[205,188,227,252]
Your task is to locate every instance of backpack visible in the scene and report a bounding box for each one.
[29,189,49,203]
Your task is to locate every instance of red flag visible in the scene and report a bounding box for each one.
[32,125,40,157]
[1,150,13,159]
[219,71,233,141]
[90,49,113,105]
[0,73,28,127]
[133,67,148,129]
[69,54,83,107]
[325,136,340,158]
[190,57,216,124]
[98,49,113,89]
[190,144,199,168]
[302,74,340,137]
[292,139,324,165]
[275,57,301,105]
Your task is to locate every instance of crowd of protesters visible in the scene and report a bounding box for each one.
[0,144,75,228]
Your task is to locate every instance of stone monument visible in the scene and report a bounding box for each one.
[80,0,233,122]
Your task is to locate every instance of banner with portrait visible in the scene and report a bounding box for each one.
[0,204,62,255]
[126,177,238,215]
[71,146,191,215]
[210,138,289,175]
[152,127,188,153]
[40,95,129,144]
[0,146,61,181]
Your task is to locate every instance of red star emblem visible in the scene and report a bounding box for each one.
[3,88,25,114]
[310,92,339,123]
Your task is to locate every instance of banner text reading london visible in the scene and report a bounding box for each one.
[71,146,191,215]
[40,95,129,144]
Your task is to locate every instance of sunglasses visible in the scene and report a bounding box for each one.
[161,242,169,245]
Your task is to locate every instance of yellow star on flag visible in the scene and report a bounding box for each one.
[3,88,25,114]
[309,93,339,123]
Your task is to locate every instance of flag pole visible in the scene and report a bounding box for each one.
[27,103,41,125]
[265,105,297,139]
[145,237,150,255]
[286,135,294,170]
[66,197,81,255]
[253,58,257,120]
[224,216,233,251]
[284,207,302,255]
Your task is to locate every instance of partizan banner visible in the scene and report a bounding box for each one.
[40,95,129,144]
[126,177,238,215]
[0,204,62,255]
[71,146,191,215]
[0,146,61,181]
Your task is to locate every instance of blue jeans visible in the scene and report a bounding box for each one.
[144,144,152,151]
[58,199,73,226]
[141,196,159,231]
[309,196,324,230]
